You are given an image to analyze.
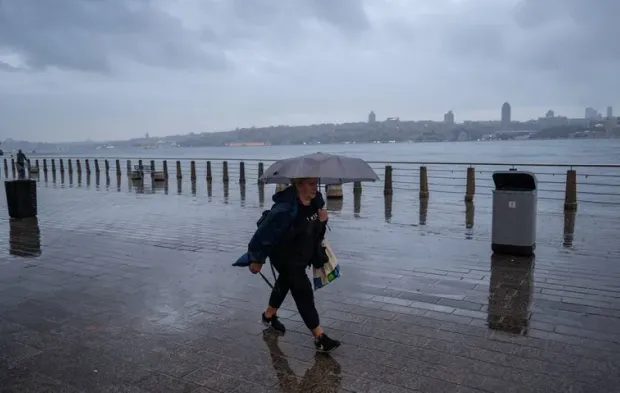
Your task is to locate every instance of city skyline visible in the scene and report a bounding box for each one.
[1,0,619,142]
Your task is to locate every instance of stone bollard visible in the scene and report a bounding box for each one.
[163,160,168,178]
[43,159,47,173]
[206,161,212,183]
[384,165,393,195]
[275,184,289,193]
[258,162,264,183]
[85,159,91,175]
[126,160,131,175]
[222,161,229,183]
[419,166,429,199]
[115,159,121,176]
[176,161,182,179]
[239,162,246,184]
[105,159,110,176]
[325,184,343,199]
[95,159,100,174]
[353,181,362,194]
[68,159,73,175]
[76,159,82,175]
[564,169,577,211]
[190,161,196,181]
[465,167,475,202]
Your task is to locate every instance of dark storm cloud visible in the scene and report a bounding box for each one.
[0,0,229,73]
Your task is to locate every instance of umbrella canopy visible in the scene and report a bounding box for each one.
[259,152,379,185]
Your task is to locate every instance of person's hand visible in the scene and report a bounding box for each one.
[318,209,328,222]
[249,262,262,274]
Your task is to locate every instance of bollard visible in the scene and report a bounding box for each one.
[138,159,143,170]
[419,196,429,225]
[105,159,110,176]
[206,161,212,183]
[76,159,82,175]
[223,161,229,183]
[383,165,393,195]
[115,159,121,176]
[149,160,155,173]
[94,159,100,174]
[419,166,429,199]
[4,158,8,175]
[190,161,196,181]
[353,181,362,194]
[85,159,91,175]
[384,194,393,223]
[325,184,343,199]
[43,159,47,173]
[176,161,182,179]
[35,159,39,171]
[68,159,73,175]
[163,160,168,179]
[126,160,131,175]
[465,167,475,202]
[52,159,57,174]
[564,170,577,211]
[563,209,576,248]
[239,162,246,184]
[258,162,264,183]
[11,159,15,178]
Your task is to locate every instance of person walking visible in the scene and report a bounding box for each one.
[16,150,27,180]
[245,177,341,353]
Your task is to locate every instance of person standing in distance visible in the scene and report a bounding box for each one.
[247,177,341,353]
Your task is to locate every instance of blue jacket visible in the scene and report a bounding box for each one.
[233,186,326,267]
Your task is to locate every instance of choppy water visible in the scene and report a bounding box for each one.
[31,138,620,165]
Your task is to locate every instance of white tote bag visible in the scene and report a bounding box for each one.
[312,238,341,290]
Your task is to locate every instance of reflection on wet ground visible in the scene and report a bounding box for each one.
[0,177,619,392]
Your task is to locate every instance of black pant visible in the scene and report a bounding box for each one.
[269,263,320,331]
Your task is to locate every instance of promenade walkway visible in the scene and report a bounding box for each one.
[1,177,619,392]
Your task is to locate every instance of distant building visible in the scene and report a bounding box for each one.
[607,106,613,118]
[501,102,511,126]
[546,110,554,118]
[444,110,455,125]
[368,111,376,124]
[585,107,602,120]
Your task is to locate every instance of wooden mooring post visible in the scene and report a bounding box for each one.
[564,169,577,211]
[206,161,212,183]
[190,161,197,181]
[257,162,264,183]
[419,166,429,199]
[223,161,229,183]
[176,161,182,179]
[239,162,245,184]
[384,165,393,195]
[465,167,475,202]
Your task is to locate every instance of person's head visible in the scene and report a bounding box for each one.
[18,149,22,154]
[293,177,319,205]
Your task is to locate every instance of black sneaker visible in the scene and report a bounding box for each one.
[262,313,286,334]
[314,333,341,353]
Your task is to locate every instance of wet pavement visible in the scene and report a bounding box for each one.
[1,173,620,392]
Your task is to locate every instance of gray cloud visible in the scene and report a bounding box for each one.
[0,0,618,142]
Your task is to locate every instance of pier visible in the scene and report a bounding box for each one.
[1,157,619,392]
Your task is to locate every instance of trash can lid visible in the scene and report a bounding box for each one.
[492,171,537,191]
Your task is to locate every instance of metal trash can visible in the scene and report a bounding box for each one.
[491,171,537,256]
[5,179,37,219]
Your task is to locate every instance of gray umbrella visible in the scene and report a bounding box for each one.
[259,152,379,185]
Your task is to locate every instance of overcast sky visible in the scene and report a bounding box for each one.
[1,0,618,142]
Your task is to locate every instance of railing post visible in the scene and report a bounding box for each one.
[258,162,264,183]
[419,166,429,199]
[223,161,229,183]
[239,162,246,184]
[163,160,168,179]
[176,161,182,179]
[115,159,121,176]
[85,159,91,175]
[190,161,197,181]
[465,167,475,202]
[95,159,100,174]
[564,169,577,211]
[105,159,110,176]
[384,165,393,195]
[206,161,212,183]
